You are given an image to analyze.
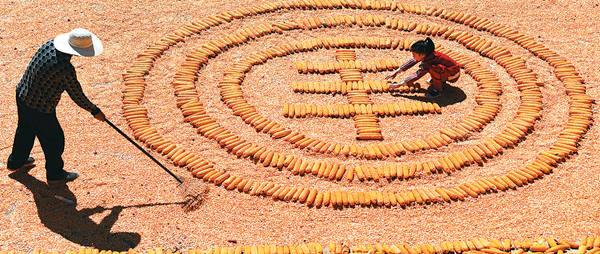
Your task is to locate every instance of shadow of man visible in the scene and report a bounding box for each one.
[9,167,140,251]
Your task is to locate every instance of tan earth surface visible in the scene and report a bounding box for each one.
[1,0,599,252]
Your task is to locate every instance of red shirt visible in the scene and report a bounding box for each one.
[399,51,460,85]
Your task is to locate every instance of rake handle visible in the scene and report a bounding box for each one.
[105,118,183,184]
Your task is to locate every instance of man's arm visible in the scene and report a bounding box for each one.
[63,67,104,121]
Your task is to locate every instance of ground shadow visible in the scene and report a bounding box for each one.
[9,167,141,251]
[391,84,467,107]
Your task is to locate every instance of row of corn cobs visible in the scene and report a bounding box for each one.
[13,235,600,254]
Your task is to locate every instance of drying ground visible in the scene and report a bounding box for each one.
[0,0,599,252]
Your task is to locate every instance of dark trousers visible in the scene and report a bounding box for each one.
[8,96,65,180]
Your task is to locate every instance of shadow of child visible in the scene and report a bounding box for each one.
[9,167,140,251]
[391,84,467,107]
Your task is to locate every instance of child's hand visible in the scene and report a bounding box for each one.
[385,72,398,80]
[389,81,405,89]
[430,64,444,74]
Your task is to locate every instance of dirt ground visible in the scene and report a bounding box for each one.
[1,0,599,252]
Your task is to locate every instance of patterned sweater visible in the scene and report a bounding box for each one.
[16,39,100,115]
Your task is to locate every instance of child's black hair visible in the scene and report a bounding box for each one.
[410,37,435,56]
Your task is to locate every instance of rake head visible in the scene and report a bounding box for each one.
[177,178,209,212]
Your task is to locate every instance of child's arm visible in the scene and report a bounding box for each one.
[385,68,402,80]
[402,68,428,85]
[386,58,418,80]
[390,68,427,89]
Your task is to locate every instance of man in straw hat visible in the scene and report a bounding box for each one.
[6,28,105,185]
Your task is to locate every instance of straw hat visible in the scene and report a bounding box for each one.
[54,28,103,57]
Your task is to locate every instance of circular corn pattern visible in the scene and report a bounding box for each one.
[121,0,593,209]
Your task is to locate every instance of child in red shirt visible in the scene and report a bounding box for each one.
[386,37,460,98]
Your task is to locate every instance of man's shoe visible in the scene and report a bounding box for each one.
[426,89,445,98]
[47,171,79,185]
[7,157,35,171]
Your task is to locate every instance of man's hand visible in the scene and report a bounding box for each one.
[93,111,106,122]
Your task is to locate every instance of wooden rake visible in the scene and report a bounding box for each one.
[105,118,208,212]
